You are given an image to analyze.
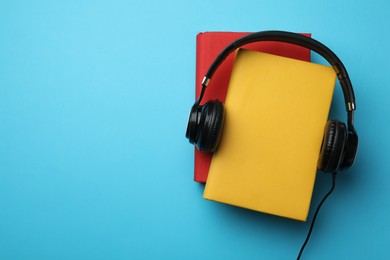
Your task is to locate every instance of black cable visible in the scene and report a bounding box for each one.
[297,172,337,260]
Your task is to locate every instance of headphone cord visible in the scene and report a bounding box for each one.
[297,172,337,260]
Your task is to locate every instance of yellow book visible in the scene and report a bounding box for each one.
[203,49,336,221]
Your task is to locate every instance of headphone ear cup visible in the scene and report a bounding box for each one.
[196,100,225,152]
[318,120,347,173]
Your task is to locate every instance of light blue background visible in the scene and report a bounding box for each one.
[0,0,389,259]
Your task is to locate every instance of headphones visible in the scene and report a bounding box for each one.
[186,31,358,173]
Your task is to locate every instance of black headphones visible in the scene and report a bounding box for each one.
[186,31,358,173]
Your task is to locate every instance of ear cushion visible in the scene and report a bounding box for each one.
[340,131,358,170]
[196,100,225,152]
[185,104,201,144]
[318,120,347,173]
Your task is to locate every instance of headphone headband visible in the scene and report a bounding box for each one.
[197,31,356,119]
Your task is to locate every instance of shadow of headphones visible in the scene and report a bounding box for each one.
[186,31,358,173]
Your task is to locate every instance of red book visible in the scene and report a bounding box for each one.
[194,32,312,183]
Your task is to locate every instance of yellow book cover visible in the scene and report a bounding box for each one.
[203,49,336,221]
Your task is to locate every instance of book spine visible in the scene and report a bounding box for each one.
[194,33,204,182]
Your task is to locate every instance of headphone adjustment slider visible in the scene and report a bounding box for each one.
[202,77,211,87]
[347,102,355,111]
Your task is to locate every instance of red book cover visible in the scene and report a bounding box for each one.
[194,32,312,183]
